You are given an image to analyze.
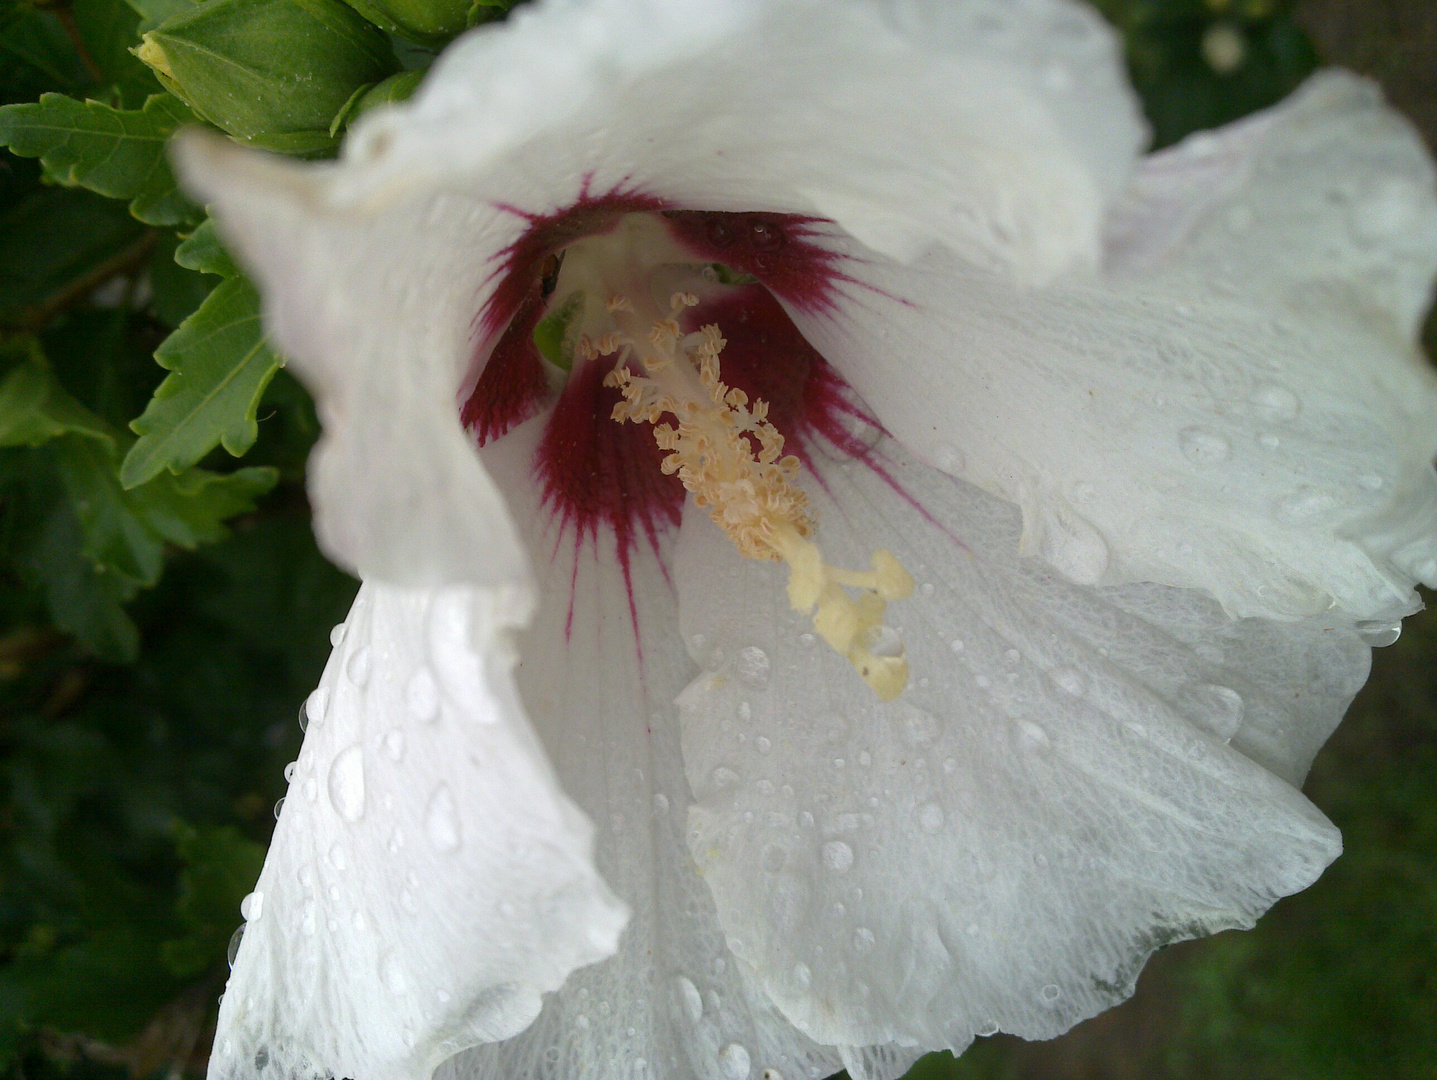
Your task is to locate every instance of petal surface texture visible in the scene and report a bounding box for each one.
[436,418,922,1080]
[675,430,1361,1053]
[798,73,1437,620]
[210,584,627,1080]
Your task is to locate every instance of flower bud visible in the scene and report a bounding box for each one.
[136,0,397,152]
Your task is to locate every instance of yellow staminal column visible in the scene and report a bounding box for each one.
[595,291,915,700]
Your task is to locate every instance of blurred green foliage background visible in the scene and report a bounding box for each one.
[0,0,1432,1078]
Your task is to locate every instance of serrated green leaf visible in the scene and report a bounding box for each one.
[174,216,238,278]
[122,275,283,486]
[0,91,197,225]
[2,341,276,595]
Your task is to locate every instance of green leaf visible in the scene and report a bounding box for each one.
[160,822,264,979]
[1,343,276,623]
[122,275,283,486]
[0,186,147,327]
[0,91,198,225]
[0,337,114,448]
[57,438,276,587]
[0,447,142,659]
[174,216,239,278]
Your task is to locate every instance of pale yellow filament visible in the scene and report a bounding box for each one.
[591,292,915,700]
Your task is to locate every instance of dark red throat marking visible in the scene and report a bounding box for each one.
[462,201,897,635]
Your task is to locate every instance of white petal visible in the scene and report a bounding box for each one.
[795,72,1437,620]
[435,415,865,1080]
[172,135,530,588]
[208,0,1141,287]
[213,583,627,1080]
[673,431,1354,1053]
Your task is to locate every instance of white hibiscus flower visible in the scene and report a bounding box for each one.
[178,1,1437,1079]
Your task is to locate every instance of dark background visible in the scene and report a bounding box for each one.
[0,1,1433,1078]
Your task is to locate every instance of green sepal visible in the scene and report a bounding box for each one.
[0,92,199,226]
[236,129,342,158]
[329,69,422,135]
[135,0,398,144]
[122,275,284,487]
[532,291,583,373]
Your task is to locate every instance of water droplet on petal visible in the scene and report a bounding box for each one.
[1014,720,1051,751]
[425,784,461,852]
[283,761,297,783]
[822,840,854,872]
[864,625,904,658]
[328,746,366,822]
[1050,667,1087,697]
[1179,426,1230,464]
[383,729,405,761]
[653,793,670,814]
[977,1020,1000,1037]
[1041,983,1062,1004]
[240,890,263,922]
[346,646,372,687]
[1355,620,1402,648]
[1039,503,1109,585]
[949,638,965,654]
[919,803,945,832]
[1279,486,1336,519]
[736,647,771,687]
[305,686,330,728]
[380,953,406,995]
[755,736,772,754]
[675,976,703,1023]
[852,926,876,952]
[711,765,741,788]
[1250,384,1300,422]
[1190,683,1245,740]
[227,925,244,968]
[898,703,940,745]
[272,797,285,821]
[718,1042,752,1080]
[330,623,347,647]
